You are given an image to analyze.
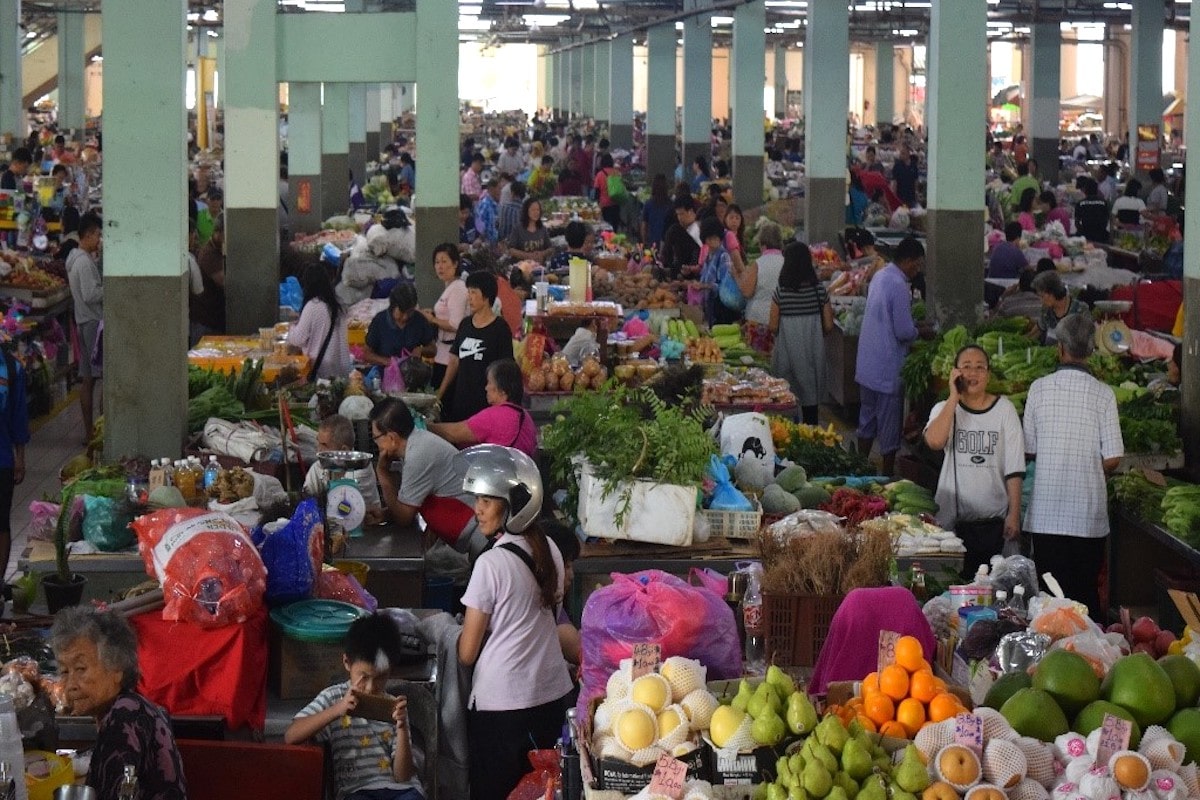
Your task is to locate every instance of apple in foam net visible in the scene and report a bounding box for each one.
[922,783,960,800]
[938,745,982,787]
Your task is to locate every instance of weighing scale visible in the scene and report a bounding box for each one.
[317,450,373,558]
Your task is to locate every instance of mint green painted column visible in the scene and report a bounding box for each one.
[397,84,414,115]
[925,0,987,325]
[1030,22,1061,184]
[610,36,634,148]
[321,83,350,221]
[289,82,324,233]
[379,84,394,147]
[414,0,459,304]
[1130,0,1164,178]
[732,0,765,208]
[102,0,188,460]
[365,84,381,162]
[570,47,583,119]
[646,24,677,182]
[552,52,564,117]
[594,41,611,131]
[57,11,87,138]
[225,0,280,332]
[875,42,894,127]
[682,0,713,173]
[349,86,368,190]
[773,44,787,121]
[0,1,22,141]
[1181,20,1200,472]
[581,46,596,119]
[803,0,848,248]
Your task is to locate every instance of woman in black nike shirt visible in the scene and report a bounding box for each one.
[436,271,514,422]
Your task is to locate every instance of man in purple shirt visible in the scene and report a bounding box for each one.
[987,222,1028,281]
[855,237,926,476]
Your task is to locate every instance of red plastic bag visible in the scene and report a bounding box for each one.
[506,749,560,800]
[576,570,741,724]
[131,509,267,629]
[314,569,377,612]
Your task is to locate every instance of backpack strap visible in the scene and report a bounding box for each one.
[498,541,559,618]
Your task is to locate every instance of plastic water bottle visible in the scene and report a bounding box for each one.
[203,456,221,491]
[0,696,28,800]
[1010,585,1028,615]
[742,570,765,676]
[994,589,1009,611]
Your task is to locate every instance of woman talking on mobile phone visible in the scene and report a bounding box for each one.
[923,344,1025,578]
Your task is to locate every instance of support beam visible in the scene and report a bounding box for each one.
[1030,22,1061,184]
[552,51,564,117]
[646,23,677,182]
[581,45,596,119]
[875,42,894,127]
[224,0,280,333]
[1180,19,1200,476]
[1130,0,1165,177]
[732,0,766,209]
[0,1,22,141]
[773,44,787,121]
[570,47,583,118]
[803,0,849,248]
[321,82,350,222]
[288,82,324,234]
[925,0,987,326]
[348,84,368,192]
[103,0,188,460]
[57,11,87,138]
[610,36,635,149]
[594,41,611,131]
[379,84,394,147]
[365,84,382,161]
[682,0,713,173]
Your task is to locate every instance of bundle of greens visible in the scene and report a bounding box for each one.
[1109,471,1171,526]
[1162,485,1200,543]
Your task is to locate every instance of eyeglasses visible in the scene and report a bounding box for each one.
[372,431,388,443]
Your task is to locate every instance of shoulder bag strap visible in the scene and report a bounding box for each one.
[498,541,560,618]
[503,403,528,448]
[307,305,337,383]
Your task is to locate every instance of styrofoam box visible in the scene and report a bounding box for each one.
[577,463,697,546]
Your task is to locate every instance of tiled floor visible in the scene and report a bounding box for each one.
[7,393,89,579]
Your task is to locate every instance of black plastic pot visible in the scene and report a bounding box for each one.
[42,574,88,614]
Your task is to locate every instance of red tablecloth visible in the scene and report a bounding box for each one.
[129,607,268,732]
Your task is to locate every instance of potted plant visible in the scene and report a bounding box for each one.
[42,499,87,614]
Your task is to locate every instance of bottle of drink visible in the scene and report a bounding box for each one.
[0,761,16,800]
[162,459,176,487]
[203,456,221,491]
[1010,585,1027,615]
[0,697,27,800]
[908,562,928,603]
[994,589,1009,611]
[560,707,581,800]
[118,764,138,800]
[742,569,765,676]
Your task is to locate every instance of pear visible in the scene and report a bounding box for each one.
[834,771,859,796]
[893,744,932,794]
[788,785,810,800]
[768,784,788,800]
[753,784,770,800]
[777,756,795,788]
[889,787,918,800]
[749,681,778,718]
[816,715,850,755]
[789,752,806,778]
[810,742,839,774]
[828,785,851,800]
[787,691,820,735]
[802,760,834,799]
[752,705,787,746]
[857,775,888,800]
[732,679,754,713]
[842,737,874,782]
[872,755,892,772]
[767,664,798,697]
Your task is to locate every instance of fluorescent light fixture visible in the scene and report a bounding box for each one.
[523,14,570,25]
[461,5,481,13]
[711,15,734,25]
[187,12,200,21]
[459,15,492,31]
[91,54,102,62]
[202,9,219,21]
[765,1,807,6]
[675,21,684,29]
[24,30,36,39]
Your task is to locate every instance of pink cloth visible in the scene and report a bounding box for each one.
[465,403,539,458]
[808,586,937,697]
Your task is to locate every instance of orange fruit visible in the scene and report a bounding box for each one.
[861,672,881,697]
[895,635,927,673]
[910,670,939,704]
[928,692,961,723]
[879,719,908,738]
[854,714,878,733]
[896,697,927,737]
[879,664,910,701]
[864,693,895,726]
[931,676,947,695]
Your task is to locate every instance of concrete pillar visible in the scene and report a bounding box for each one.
[397,83,414,115]
[57,11,87,138]
[1030,22,1061,185]
[379,84,394,147]
[682,0,713,174]
[610,36,635,149]
[413,0,458,304]
[0,0,22,141]
[731,0,766,208]
[570,48,583,119]
[875,41,894,127]
[349,85,367,191]
[552,51,564,117]
[1181,16,1200,477]
[1130,0,1164,177]
[773,44,787,121]
[594,41,611,132]
[646,24,677,182]
[288,83,324,234]
[365,84,382,160]
[103,0,188,460]
[803,0,849,248]
[543,46,555,118]
[925,0,987,326]
[321,83,350,220]
[224,0,281,333]
[581,46,596,119]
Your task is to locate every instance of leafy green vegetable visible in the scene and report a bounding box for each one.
[777,437,875,477]
[187,386,245,432]
[901,340,935,401]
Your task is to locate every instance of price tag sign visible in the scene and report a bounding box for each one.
[953,713,984,755]
[1096,713,1133,764]
[648,753,687,799]
[878,630,901,671]
[632,643,662,679]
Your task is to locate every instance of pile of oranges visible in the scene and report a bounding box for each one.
[829,635,969,739]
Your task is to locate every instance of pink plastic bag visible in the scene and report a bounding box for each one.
[382,357,407,394]
[27,501,60,543]
[131,508,267,629]
[688,567,728,597]
[506,749,560,800]
[576,570,741,722]
[314,569,378,612]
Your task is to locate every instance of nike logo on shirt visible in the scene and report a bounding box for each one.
[459,337,485,361]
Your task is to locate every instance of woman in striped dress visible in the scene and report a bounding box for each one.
[770,242,833,426]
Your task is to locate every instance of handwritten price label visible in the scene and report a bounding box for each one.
[1096,714,1132,764]
[632,643,662,679]
[648,753,687,799]
[953,713,984,755]
[878,630,901,672]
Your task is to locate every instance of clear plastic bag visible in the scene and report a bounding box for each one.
[255,499,324,606]
[1028,596,1095,641]
[988,554,1039,601]
[27,501,60,543]
[1051,631,1124,678]
[314,569,377,612]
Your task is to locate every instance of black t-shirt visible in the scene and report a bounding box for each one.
[0,170,16,191]
[661,222,701,279]
[448,315,513,422]
[892,157,919,206]
[1075,198,1110,243]
[366,308,435,358]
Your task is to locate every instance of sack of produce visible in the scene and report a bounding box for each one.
[131,508,267,628]
[576,569,741,723]
[254,499,324,606]
[706,455,753,512]
[718,412,775,491]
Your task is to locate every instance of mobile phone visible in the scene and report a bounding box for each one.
[351,691,399,723]
[954,376,967,393]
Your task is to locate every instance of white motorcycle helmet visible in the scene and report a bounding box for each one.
[461,444,543,534]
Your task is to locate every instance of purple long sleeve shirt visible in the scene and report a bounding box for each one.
[854,262,918,395]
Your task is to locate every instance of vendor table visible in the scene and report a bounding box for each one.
[1109,508,1200,626]
[825,323,860,407]
[985,263,1138,293]
[0,220,62,233]
[188,335,310,382]
[530,310,621,363]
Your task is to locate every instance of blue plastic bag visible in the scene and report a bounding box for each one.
[81,495,135,552]
[256,499,323,606]
[706,454,753,511]
[279,276,303,312]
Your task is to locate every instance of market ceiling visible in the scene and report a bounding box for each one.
[17,0,1196,51]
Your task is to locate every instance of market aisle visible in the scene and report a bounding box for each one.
[6,396,86,579]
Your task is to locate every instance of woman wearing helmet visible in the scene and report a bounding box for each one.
[457,445,573,800]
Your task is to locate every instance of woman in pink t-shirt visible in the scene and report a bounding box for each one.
[428,359,537,458]
[422,244,469,399]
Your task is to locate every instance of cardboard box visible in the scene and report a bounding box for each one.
[268,622,348,700]
[705,735,799,785]
[580,732,709,795]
